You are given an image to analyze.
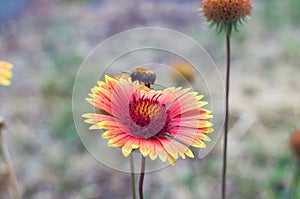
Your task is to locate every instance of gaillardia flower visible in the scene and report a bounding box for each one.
[83,76,213,165]
[201,0,252,34]
[0,61,13,86]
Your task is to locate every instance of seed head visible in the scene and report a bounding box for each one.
[201,0,252,34]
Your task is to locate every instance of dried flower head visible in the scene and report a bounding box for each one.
[290,130,300,156]
[83,75,213,166]
[201,0,252,34]
[0,61,13,86]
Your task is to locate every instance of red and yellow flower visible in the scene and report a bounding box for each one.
[0,61,13,86]
[83,76,213,165]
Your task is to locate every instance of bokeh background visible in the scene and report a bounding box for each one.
[0,0,300,198]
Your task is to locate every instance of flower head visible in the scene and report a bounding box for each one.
[290,130,300,156]
[83,76,213,165]
[171,62,195,84]
[201,0,252,34]
[0,61,13,86]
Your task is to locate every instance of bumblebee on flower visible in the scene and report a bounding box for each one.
[82,68,213,166]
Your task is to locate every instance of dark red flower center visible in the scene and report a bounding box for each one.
[129,98,161,126]
[128,94,167,138]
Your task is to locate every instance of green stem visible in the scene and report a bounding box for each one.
[139,156,146,199]
[290,157,300,199]
[130,153,137,199]
[222,32,231,199]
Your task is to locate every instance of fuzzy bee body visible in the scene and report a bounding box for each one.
[130,68,156,88]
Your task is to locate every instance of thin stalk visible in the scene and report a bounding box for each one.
[222,32,231,199]
[289,156,300,199]
[0,120,20,199]
[139,156,146,199]
[130,153,137,199]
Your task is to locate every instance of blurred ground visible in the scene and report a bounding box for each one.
[0,0,300,198]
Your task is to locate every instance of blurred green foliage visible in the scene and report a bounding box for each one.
[268,155,291,199]
[287,0,300,25]
[42,17,83,150]
[262,0,300,29]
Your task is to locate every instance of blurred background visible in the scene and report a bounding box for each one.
[0,0,300,198]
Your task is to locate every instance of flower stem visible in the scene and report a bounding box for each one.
[139,156,146,199]
[130,153,137,199]
[290,156,300,199]
[0,118,20,199]
[222,32,231,199]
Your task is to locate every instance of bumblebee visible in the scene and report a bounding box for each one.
[129,67,156,88]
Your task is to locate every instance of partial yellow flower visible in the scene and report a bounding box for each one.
[0,61,13,86]
[171,62,195,84]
